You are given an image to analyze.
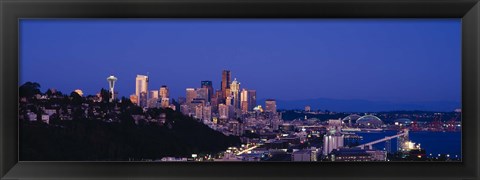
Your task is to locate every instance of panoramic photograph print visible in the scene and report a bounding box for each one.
[19,19,461,162]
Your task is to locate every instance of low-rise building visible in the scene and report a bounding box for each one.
[330,148,372,162]
[366,150,387,161]
[292,149,318,161]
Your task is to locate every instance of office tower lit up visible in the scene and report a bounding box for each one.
[139,92,148,108]
[221,70,231,99]
[265,99,277,113]
[196,87,208,101]
[148,90,159,108]
[247,90,257,111]
[186,88,197,105]
[211,90,223,113]
[240,89,248,114]
[230,78,240,109]
[149,90,159,99]
[226,96,233,106]
[201,81,213,102]
[106,75,117,102]
[136,74,148,107]
[159,85,169,99]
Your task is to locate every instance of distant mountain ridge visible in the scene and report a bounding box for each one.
[259,98,460,112]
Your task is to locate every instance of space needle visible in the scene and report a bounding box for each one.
[106,75,117,102]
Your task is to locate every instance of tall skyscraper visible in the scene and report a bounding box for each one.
[149,90,159,99]
[247,90,257,111]
[240,89,249,114]
[211,90,222,113]
[265,99,277,113]
[221,70,231,99]
[148,90,159,108]
[225,88,231,100]
[186,88,197,105]
[136,75,148,107]
[139,92,148,108]
[226,96,233,106]
[230,78,240,109]
[214,90,223,102]
[159,86,169,108]
[159,85,169,99]
[196,87,208,101]
[106,75,117,102]
[201,81,213,102]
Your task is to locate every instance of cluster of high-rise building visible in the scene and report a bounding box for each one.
[125,70,276,124]
[80,70,277,143]
[117,70,281,137]
[129,75,175,110]
[181,70,261,122]
[174,70,283,137]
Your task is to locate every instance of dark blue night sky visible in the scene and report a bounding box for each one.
[20,19,461,110]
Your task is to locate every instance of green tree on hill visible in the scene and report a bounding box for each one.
[19,82,41,98]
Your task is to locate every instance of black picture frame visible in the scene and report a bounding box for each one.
[1,0,479,179]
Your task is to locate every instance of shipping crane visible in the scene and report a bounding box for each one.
[447,113,460,132]
[410,116,421,131]
[429,113,443,131]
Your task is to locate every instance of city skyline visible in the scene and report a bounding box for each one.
[18,19,462,162]
[20,19,461,106]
